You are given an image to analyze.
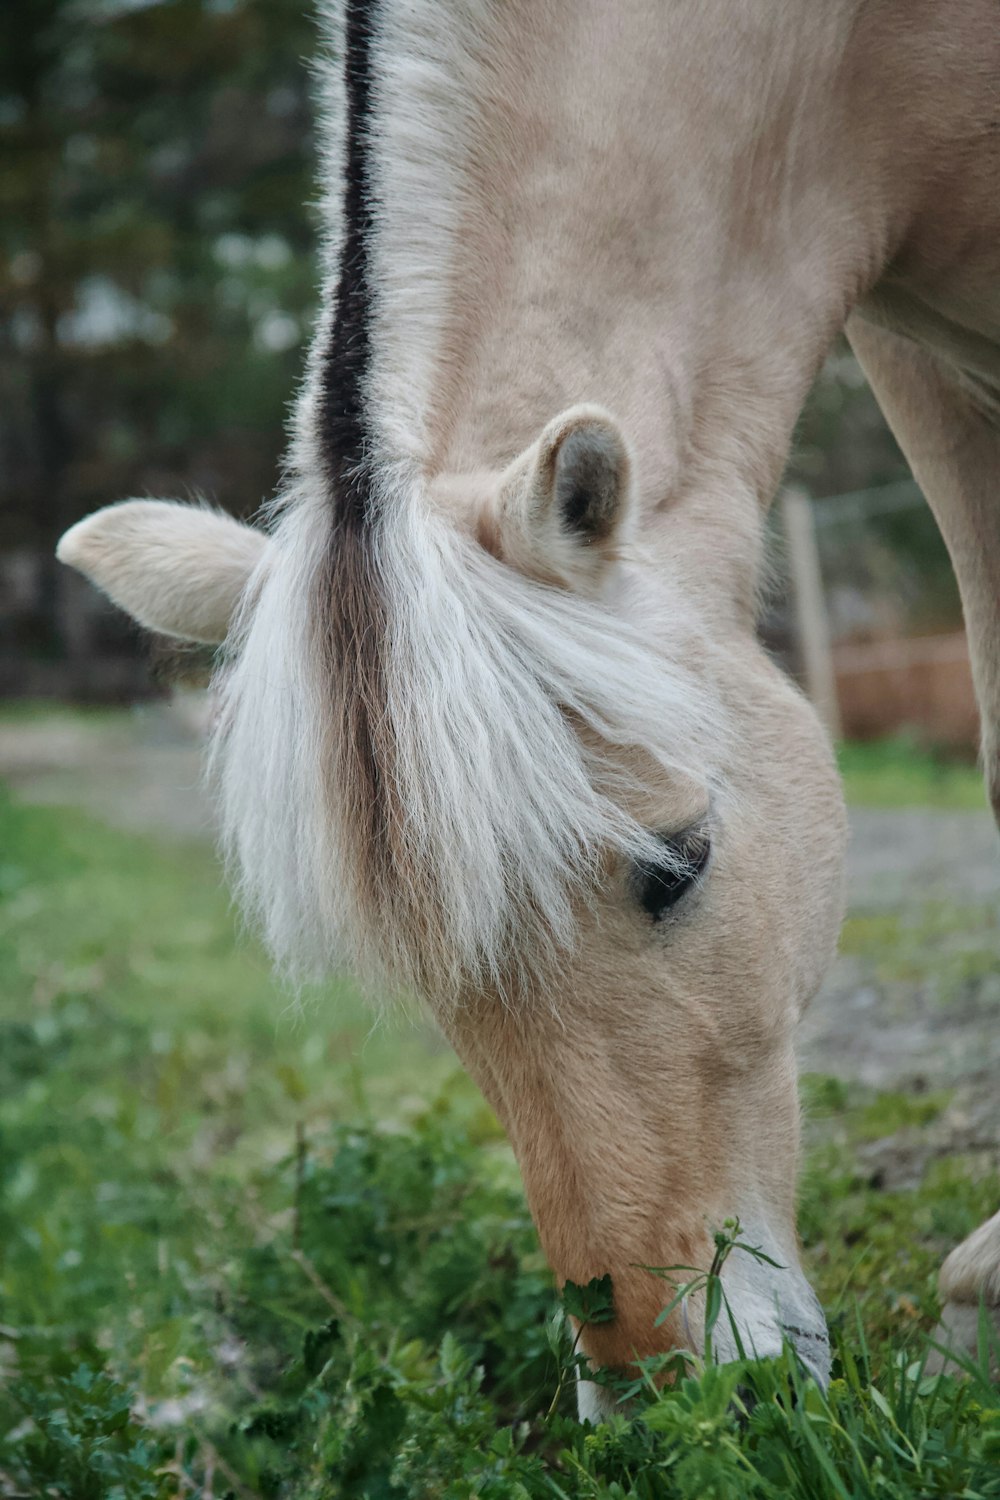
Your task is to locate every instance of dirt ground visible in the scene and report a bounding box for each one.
[2,699,997,1181]
[0,698,210,841]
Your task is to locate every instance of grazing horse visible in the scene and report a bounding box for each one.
[57,0,1000,1416]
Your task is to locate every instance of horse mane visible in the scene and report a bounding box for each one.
[211,471,720,1005]
[208,0,723,1005]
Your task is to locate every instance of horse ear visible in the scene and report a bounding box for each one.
[493,405,634,593]
[56,500,270,644]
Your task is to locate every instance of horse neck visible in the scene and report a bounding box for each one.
[356,0,924,623]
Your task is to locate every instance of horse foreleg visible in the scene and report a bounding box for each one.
[927,1210,1000,1374]
[846,312,1000,1374]
[846,311,1000,823]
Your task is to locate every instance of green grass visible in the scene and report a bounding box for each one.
[839,902,1000,1000]
[2,783,999,1498]
[837,737,987,811]
[0,700,137,727]
[798,1076,997,1351]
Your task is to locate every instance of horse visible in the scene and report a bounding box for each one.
[56,0,1000,1418]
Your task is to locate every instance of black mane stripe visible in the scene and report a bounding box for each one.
[319,0,378,529]
[312,1,399,941]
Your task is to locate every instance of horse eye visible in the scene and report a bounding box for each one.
[634,828,711,922]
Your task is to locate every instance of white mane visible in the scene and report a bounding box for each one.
[209,0,725,1005]
[212,472,721,1003]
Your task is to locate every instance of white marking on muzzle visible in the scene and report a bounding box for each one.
[575,1211,829,1423]
[714,1212,830,1387]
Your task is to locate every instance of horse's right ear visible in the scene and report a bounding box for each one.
[490,405,635,594]
[56,500,271,644]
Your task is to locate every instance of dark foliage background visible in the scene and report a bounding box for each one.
[2,0,317,685]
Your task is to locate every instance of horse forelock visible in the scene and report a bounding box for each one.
[212,482,723,1006]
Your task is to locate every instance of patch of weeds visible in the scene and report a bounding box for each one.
[799,1074,999,1353]
[800,1071,851,1116]
[4,1364,173,1500]
[0,702,137,728]
[5,784,1000,1496]
[837,737,987,811]
[840,902,1000,1006]
[5,1103,1000,1498]
[853,1088,952,1140]
[801,1073,951,1143]
[840,910,905,959]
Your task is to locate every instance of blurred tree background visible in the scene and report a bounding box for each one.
[0,0,960,699]
[1,0,317,693]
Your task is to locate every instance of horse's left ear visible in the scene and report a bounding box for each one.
[57,499,270,644]
[491,405,635,593]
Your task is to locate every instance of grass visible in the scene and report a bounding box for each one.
[1,762,999,1497]
[839,903,1000,1001]
[836,737,987,811]
[0,701,138,728]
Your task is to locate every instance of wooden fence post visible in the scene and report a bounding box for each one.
[782,487,842,740]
